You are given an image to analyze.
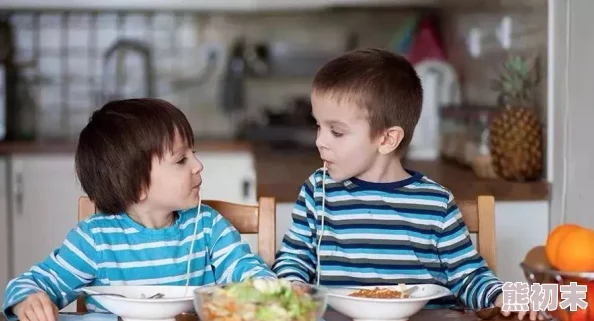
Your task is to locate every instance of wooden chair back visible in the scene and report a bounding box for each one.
[76,196,276,312]
[457,195,497,273]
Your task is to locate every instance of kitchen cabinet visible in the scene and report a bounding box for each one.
[275,200,550,284]
[198,150,257,205]
[0,158,8,305]
[8,155,82,283]
[494,201,549,283]
[4,154,82,312]
[198,150,259,253]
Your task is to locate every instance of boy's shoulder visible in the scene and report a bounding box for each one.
[177,203,228,227]
[410,172,455,200]
[77,212,125,230]
[302,167,335,185]
[178,202,215,218]
[73,213,129,243]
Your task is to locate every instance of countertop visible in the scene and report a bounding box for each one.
[252,144,550,203]
[0,140,550,202]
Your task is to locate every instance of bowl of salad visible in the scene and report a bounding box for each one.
[193,279,328,321]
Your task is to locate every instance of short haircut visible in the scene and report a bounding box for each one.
[75,98,194,214]
[312,48,423,152]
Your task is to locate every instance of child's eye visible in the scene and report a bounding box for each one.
[331,130,343,138]
[177,157,187,164]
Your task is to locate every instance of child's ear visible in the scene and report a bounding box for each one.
[138,187,148,202]
[378,126,404,155]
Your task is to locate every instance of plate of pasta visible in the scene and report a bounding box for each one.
[326,284,450,321]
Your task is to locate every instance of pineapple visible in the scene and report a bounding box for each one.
[489,55,543,181]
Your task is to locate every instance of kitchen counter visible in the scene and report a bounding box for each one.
[253,145,550,203]
[0,140,550,202]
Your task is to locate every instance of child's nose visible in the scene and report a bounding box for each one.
[191,155,204,174]
[316,132,328,150]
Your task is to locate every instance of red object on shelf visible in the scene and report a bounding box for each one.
[407,16,446,64]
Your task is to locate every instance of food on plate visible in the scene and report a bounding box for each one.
[348,285,410,299]
[198,278,321,321]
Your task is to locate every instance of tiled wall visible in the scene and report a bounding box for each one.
[8,9,421,140]
[9,12,214,139]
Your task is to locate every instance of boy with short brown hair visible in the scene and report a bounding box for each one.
[272,48,540,320]
[4,98,274,321]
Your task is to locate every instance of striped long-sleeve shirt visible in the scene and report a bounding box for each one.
[3,204,275,320]
[272,168,503,309]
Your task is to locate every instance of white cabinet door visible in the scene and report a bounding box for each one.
[196,150,258,252]
[197,151,257,205]
[9,155,83,281]
[495,201,549,283]
[0,157,9,304]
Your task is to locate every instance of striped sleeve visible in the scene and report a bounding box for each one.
[206,208,276,283]
[3,222,98,320]
[272,174,318,283]
[438,192,503,309]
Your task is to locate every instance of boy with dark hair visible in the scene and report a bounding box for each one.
[4,98,275,321]
[272,49,540,320]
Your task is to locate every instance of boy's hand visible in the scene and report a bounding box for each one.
[13,292,58,321]
[494,293,544,320]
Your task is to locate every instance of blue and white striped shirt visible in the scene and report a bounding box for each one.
[3,205,275,319]
[272,168,503,309]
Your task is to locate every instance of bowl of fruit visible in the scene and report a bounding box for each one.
[521,223,594,321]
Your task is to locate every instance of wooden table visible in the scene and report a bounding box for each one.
[1,308,512,321]
[323,308,511,320]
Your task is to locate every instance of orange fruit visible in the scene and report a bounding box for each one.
[546,224,581,268]
[555,228,594,272]
[564,307,588,321]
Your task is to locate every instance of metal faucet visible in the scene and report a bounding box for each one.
[100,38,155,102]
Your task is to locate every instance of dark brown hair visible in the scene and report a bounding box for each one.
[75,98,194,214]
[312,48,423,152]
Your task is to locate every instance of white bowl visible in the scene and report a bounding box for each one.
[81,285,200,321]
[326,284,451,321]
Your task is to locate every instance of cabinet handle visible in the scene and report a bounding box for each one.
[242,179,250,199]
[15,171,23,216]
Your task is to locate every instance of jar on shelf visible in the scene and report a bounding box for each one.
[466,107,499,179]
[439,106,467,161]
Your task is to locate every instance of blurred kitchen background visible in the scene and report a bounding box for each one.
[0,1,548,148]
[0,0,555,306]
